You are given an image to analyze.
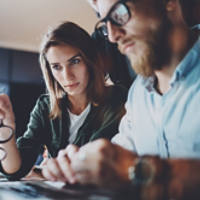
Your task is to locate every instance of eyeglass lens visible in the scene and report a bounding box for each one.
[0,147,6,161]
[96,2,130,37]
[110,3,130,25]
[0,126,13,143]
[0,122,14,161]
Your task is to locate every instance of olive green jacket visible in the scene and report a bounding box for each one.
[0,85,127,180]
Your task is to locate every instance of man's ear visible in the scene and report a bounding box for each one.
[166,0,177,12]
[165,0,187,26]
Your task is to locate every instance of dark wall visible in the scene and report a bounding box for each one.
[0,48,10,82]
[0,47,45,137]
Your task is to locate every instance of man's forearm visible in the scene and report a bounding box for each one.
[133,157,200,200]
[168,159,200,200]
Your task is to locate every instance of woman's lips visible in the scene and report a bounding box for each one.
[65,82,79,88]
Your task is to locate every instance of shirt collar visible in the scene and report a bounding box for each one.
[191,24,200,30]
[170,36,200,86]
[143,37,200,91]
[142,76,156,92]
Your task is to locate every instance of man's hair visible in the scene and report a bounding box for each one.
[40,22,106,119]
[179,0,200,26]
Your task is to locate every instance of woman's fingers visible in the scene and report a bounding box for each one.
[42,145,80,183]
[57,150,76,184]
[0,94,15,129]
[42,165,57,181]
[42,158,66,182]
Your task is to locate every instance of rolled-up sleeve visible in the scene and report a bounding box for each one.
[111,101,136,152]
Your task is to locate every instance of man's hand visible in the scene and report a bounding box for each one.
[70,139,136,188]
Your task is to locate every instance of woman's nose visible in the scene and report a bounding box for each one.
[63,66,73,80]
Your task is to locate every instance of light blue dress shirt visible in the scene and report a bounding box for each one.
[112,38,200,159]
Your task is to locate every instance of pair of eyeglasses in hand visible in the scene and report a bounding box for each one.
[0,119,14,161]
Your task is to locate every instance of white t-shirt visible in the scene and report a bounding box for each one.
[68,103,91,143]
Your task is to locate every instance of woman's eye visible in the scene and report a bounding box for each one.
[52,64,61,70]
[71,58,81,65]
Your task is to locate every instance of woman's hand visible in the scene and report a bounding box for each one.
[0,94,21,174]
[42,145,79,183]
[0,94,15,130]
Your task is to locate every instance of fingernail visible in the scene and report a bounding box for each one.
[69,177,76,184]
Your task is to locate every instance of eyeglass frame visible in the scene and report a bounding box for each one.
[0,120,14,161]
[0,120,14,144]
[95,0,131,36]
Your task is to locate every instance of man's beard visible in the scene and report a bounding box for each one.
[124,20,171,77]
[127,39,157,77]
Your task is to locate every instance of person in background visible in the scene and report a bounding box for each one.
[179,0,200,28]
[41,0,200,199]
[89,0,136,89]
[0,21,127,180]
[92,23,135,88]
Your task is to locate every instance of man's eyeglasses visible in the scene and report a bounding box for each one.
[95,0,131,37]
[0,119,14,161]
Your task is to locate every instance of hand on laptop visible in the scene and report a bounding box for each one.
[42,145,78,184]
[70,139,136,188]
[42,139,136,188]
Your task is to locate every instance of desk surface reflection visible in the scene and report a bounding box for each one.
[0,179,137,200]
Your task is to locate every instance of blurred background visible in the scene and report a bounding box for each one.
[0,0,97,137]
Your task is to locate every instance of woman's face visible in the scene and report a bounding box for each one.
[46,44,89,99]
